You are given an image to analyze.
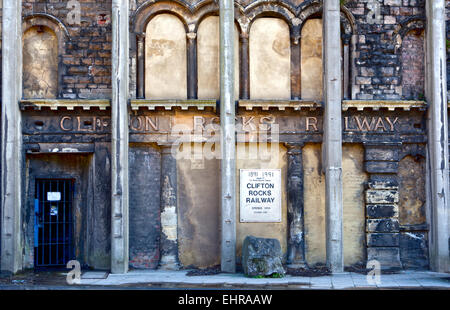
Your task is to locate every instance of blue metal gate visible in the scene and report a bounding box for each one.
[34,179,74,268]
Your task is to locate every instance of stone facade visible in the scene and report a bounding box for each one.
[0,0,448,274]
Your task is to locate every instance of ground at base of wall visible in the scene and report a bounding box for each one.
[185,265,222,276]
[1,269,449,290]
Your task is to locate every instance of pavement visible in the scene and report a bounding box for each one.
[76,269,450,289]
[1,269,449,289]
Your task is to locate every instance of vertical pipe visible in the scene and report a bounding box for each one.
[323,0,344,273]
[1,0,23,274]
[111,0,130,274]
[425,0,449,273]
[219,0,236,273]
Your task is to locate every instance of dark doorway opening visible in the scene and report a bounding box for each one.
[34,179,75,268]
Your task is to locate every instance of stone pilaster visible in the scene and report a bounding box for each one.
[425,0,450,273]
[364,143,402,270]
[323,0,344,273]
[219,0,236,273]
[1,0,23,274]
[111,0,129,274]
[159,145,180,270]
[285,143,306,267]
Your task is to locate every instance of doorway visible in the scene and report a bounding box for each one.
[34,178,75,268]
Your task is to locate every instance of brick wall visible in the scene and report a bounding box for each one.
[401,30,425,100]
[22,0,112,99]
[346,0,425,100]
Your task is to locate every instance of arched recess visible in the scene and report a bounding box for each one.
[301,18,323,101]
[145,13,188,99]
[22,14,69,99]
[197,15,240,100]
[131,0,219,99]
[249,17,291,100]
[298,3,356,100]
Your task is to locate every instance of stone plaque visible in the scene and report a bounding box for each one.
[240,169,281,222]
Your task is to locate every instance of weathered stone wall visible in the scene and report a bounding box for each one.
[177,147,221,268]
[303,143,367,267]
[129,144,161,269]
[236,143,288,264]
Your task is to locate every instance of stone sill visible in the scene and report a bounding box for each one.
[20,99,110,111]
[238,100,321,111]
[342,100,427,111]
[130,99,217,111]
[19,99,431,112]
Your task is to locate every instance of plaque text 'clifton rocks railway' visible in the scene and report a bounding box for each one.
[240,169,282,223]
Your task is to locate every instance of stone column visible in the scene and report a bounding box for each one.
[323,0,344,273]
[285,143,306,267]
[239,32,249,100]
[219,0,236,273]
[136,33,145,99]
[187,32,198,99]
[425,0,450,273]
[290,26,301,100]
[111,0,129,274]
[159,145,179,270]
[1,0,23,274]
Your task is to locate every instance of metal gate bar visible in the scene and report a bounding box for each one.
[35,179,74,268]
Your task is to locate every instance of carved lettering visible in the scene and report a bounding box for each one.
[306,117,318,132]
[193,116,205,133]
[260,116,275,131]
[374,117,387,131]
[145,116,158,131]
[242,116,256,132]
[385,117,399,131]
[60,116,72,131]
[130,116,143,131]
[346,116,399,132]
[355,117,377,131]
